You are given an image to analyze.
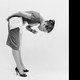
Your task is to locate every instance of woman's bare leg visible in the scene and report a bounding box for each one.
[19,49,26,70]
[19,33,26,70]
[12,49,25,74]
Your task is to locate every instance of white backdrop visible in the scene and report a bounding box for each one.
[0,0,68,80]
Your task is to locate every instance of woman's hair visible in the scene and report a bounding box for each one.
[45,19,55,33]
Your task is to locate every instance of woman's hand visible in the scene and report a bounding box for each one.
[32,30,38,34]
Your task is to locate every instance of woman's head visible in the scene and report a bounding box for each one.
[38,19,55,33]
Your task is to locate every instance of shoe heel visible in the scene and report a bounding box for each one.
[16,71,18,75]
[15,67,27,77]
[15,67,18,75]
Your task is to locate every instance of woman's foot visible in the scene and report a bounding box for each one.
[22,66,29,72]
[15,67,27,77]
[17,66,26,74]
[23,69,29,72]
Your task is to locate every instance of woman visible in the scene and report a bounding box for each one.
[6,11,55,77]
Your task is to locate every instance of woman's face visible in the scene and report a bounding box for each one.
[38,21,48,33]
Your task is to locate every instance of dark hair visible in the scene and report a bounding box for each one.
[45,19,55,33]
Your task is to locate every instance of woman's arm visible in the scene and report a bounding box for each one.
[26,25,37,34]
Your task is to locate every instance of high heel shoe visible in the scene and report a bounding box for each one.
[15,67,27,77]
[23,69,29,72]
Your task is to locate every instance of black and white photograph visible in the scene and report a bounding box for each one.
[0,0,68,80]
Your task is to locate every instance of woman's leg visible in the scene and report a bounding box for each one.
[19,49,26,70]
[12,49,25,74]
[19,33,26,70]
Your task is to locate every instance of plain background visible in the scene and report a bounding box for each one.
[0,0,68,80]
